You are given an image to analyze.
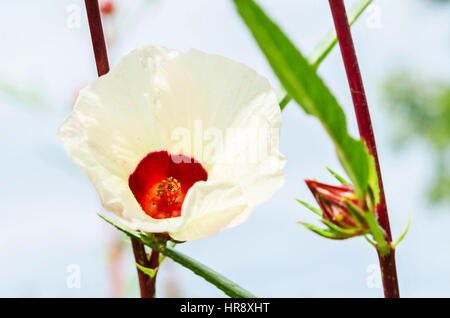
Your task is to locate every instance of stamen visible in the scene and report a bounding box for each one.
[155,177,182,205]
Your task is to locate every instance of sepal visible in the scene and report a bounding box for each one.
[392,212,411,249]
[299,222,352,240]
[298,179,392,251]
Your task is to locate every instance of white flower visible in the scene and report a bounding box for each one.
[58,46,285,241]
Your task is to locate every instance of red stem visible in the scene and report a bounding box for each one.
[85,0,109,76]
[328,0,399,298]
[131,239,159,298]
[84,0,159,298]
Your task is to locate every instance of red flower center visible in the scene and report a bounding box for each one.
[129,151,208,219]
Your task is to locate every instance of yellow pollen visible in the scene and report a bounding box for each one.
[156,177,181,204]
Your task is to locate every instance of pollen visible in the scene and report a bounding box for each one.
[156,177,182,205]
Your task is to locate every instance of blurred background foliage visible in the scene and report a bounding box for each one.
[380,0,450,205]
[382,72,450,204]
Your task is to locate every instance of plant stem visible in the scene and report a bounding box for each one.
[85,0,109,76]
[131,239,159,298]
[377,250,399,298]
[328,0,399,298]
[84,0,159,298]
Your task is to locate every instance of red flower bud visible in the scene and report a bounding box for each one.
[305,180,368,233]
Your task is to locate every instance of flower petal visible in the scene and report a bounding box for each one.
[169,180,249,241]
[58,46,180,229]
[153,48,286,212]
[58,46,285,239]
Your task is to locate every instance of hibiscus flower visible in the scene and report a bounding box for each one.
[59,46,285,241]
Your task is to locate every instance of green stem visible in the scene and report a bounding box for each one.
[279,0,372,109]
[99,214,256,298]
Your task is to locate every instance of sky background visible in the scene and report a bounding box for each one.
[0,0,449,297]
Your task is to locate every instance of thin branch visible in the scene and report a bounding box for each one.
[85,0,109,76]
[131,239,158,297]
[328,0,399,298]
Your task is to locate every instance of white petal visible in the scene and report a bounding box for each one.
[169,180,249,241]
[154,49,285,217]
[153,49,282,157]
[58,46,285,239]
[58,46,182,231]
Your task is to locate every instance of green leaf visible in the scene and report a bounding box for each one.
[135,263,157,278]
[159,246,256,298]
[278,0,373,107]
[367,154,381,207]
[98,213,142,239]
[299,222,350,240]
[296,198,322,216]
[308,0,372,69]
[234,0,372,195]
[278,87,290,110]
[98,214,256,298]
[326,167,351,186]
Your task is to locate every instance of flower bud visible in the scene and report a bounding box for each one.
[305,179,369,235]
